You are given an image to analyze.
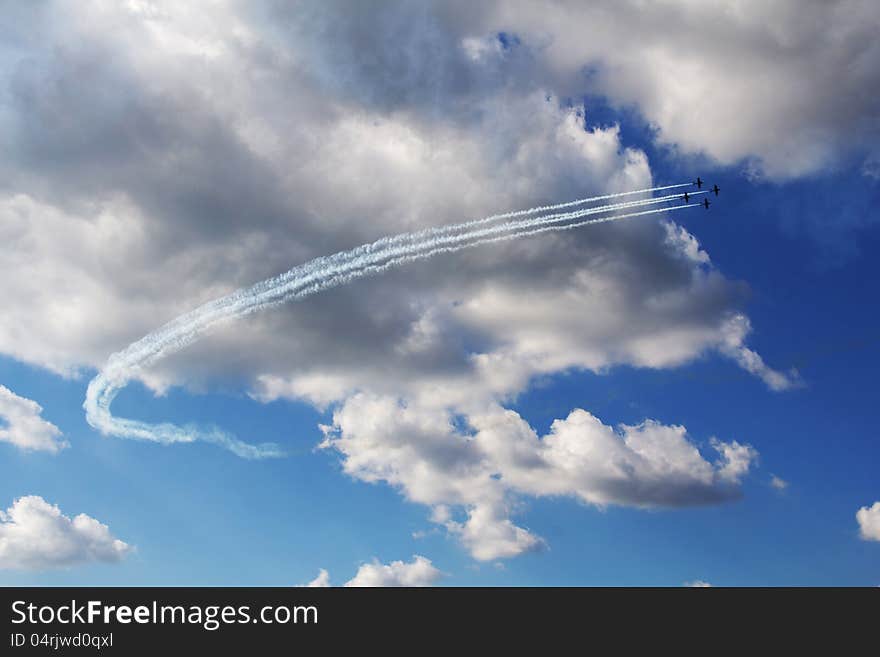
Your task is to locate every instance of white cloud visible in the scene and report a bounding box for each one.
[484,0,880,178]
[684,580,712,588]
[0,496,132,570]
[856,502,880,542]
[770,475,789,491]
[712,438,759,483]
[303,556,443,587]
[718,315,800,392]
[0,385,67,453]
[264,0,880,179]
[305,568,330,587]
[320,394,757,560]
[345,556,443,587]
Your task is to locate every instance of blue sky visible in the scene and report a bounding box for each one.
[1,1,879,586]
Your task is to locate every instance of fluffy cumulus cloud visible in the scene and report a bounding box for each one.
[485,0,880,179]
[268,0,880,179]
[320,394,757,560]
[0,386,67,453]
[0,1,808,558]
[0,496,132,570]
[856,502,880,542]
[345,556,443,587]
[305,556,442,587]
[1,0,797,385]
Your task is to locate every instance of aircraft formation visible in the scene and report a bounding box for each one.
[683,177,721,209]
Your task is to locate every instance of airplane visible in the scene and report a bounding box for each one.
[694,176,704,188]
[711,184,720,196]
[702,198,710,209]
[682,191,690,202]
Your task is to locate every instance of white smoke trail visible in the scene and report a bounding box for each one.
[98,191,697,373]
[84,188,699,458]
[284,183,698,273]
[371,182,695,247]
[92,191,698,385]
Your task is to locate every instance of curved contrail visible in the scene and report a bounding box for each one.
[84,185,699,458]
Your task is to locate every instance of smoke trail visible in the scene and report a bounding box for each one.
[84,188,697,458]
[92,191,696,383]
[98,192,695,374]
[372,182,695,247]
